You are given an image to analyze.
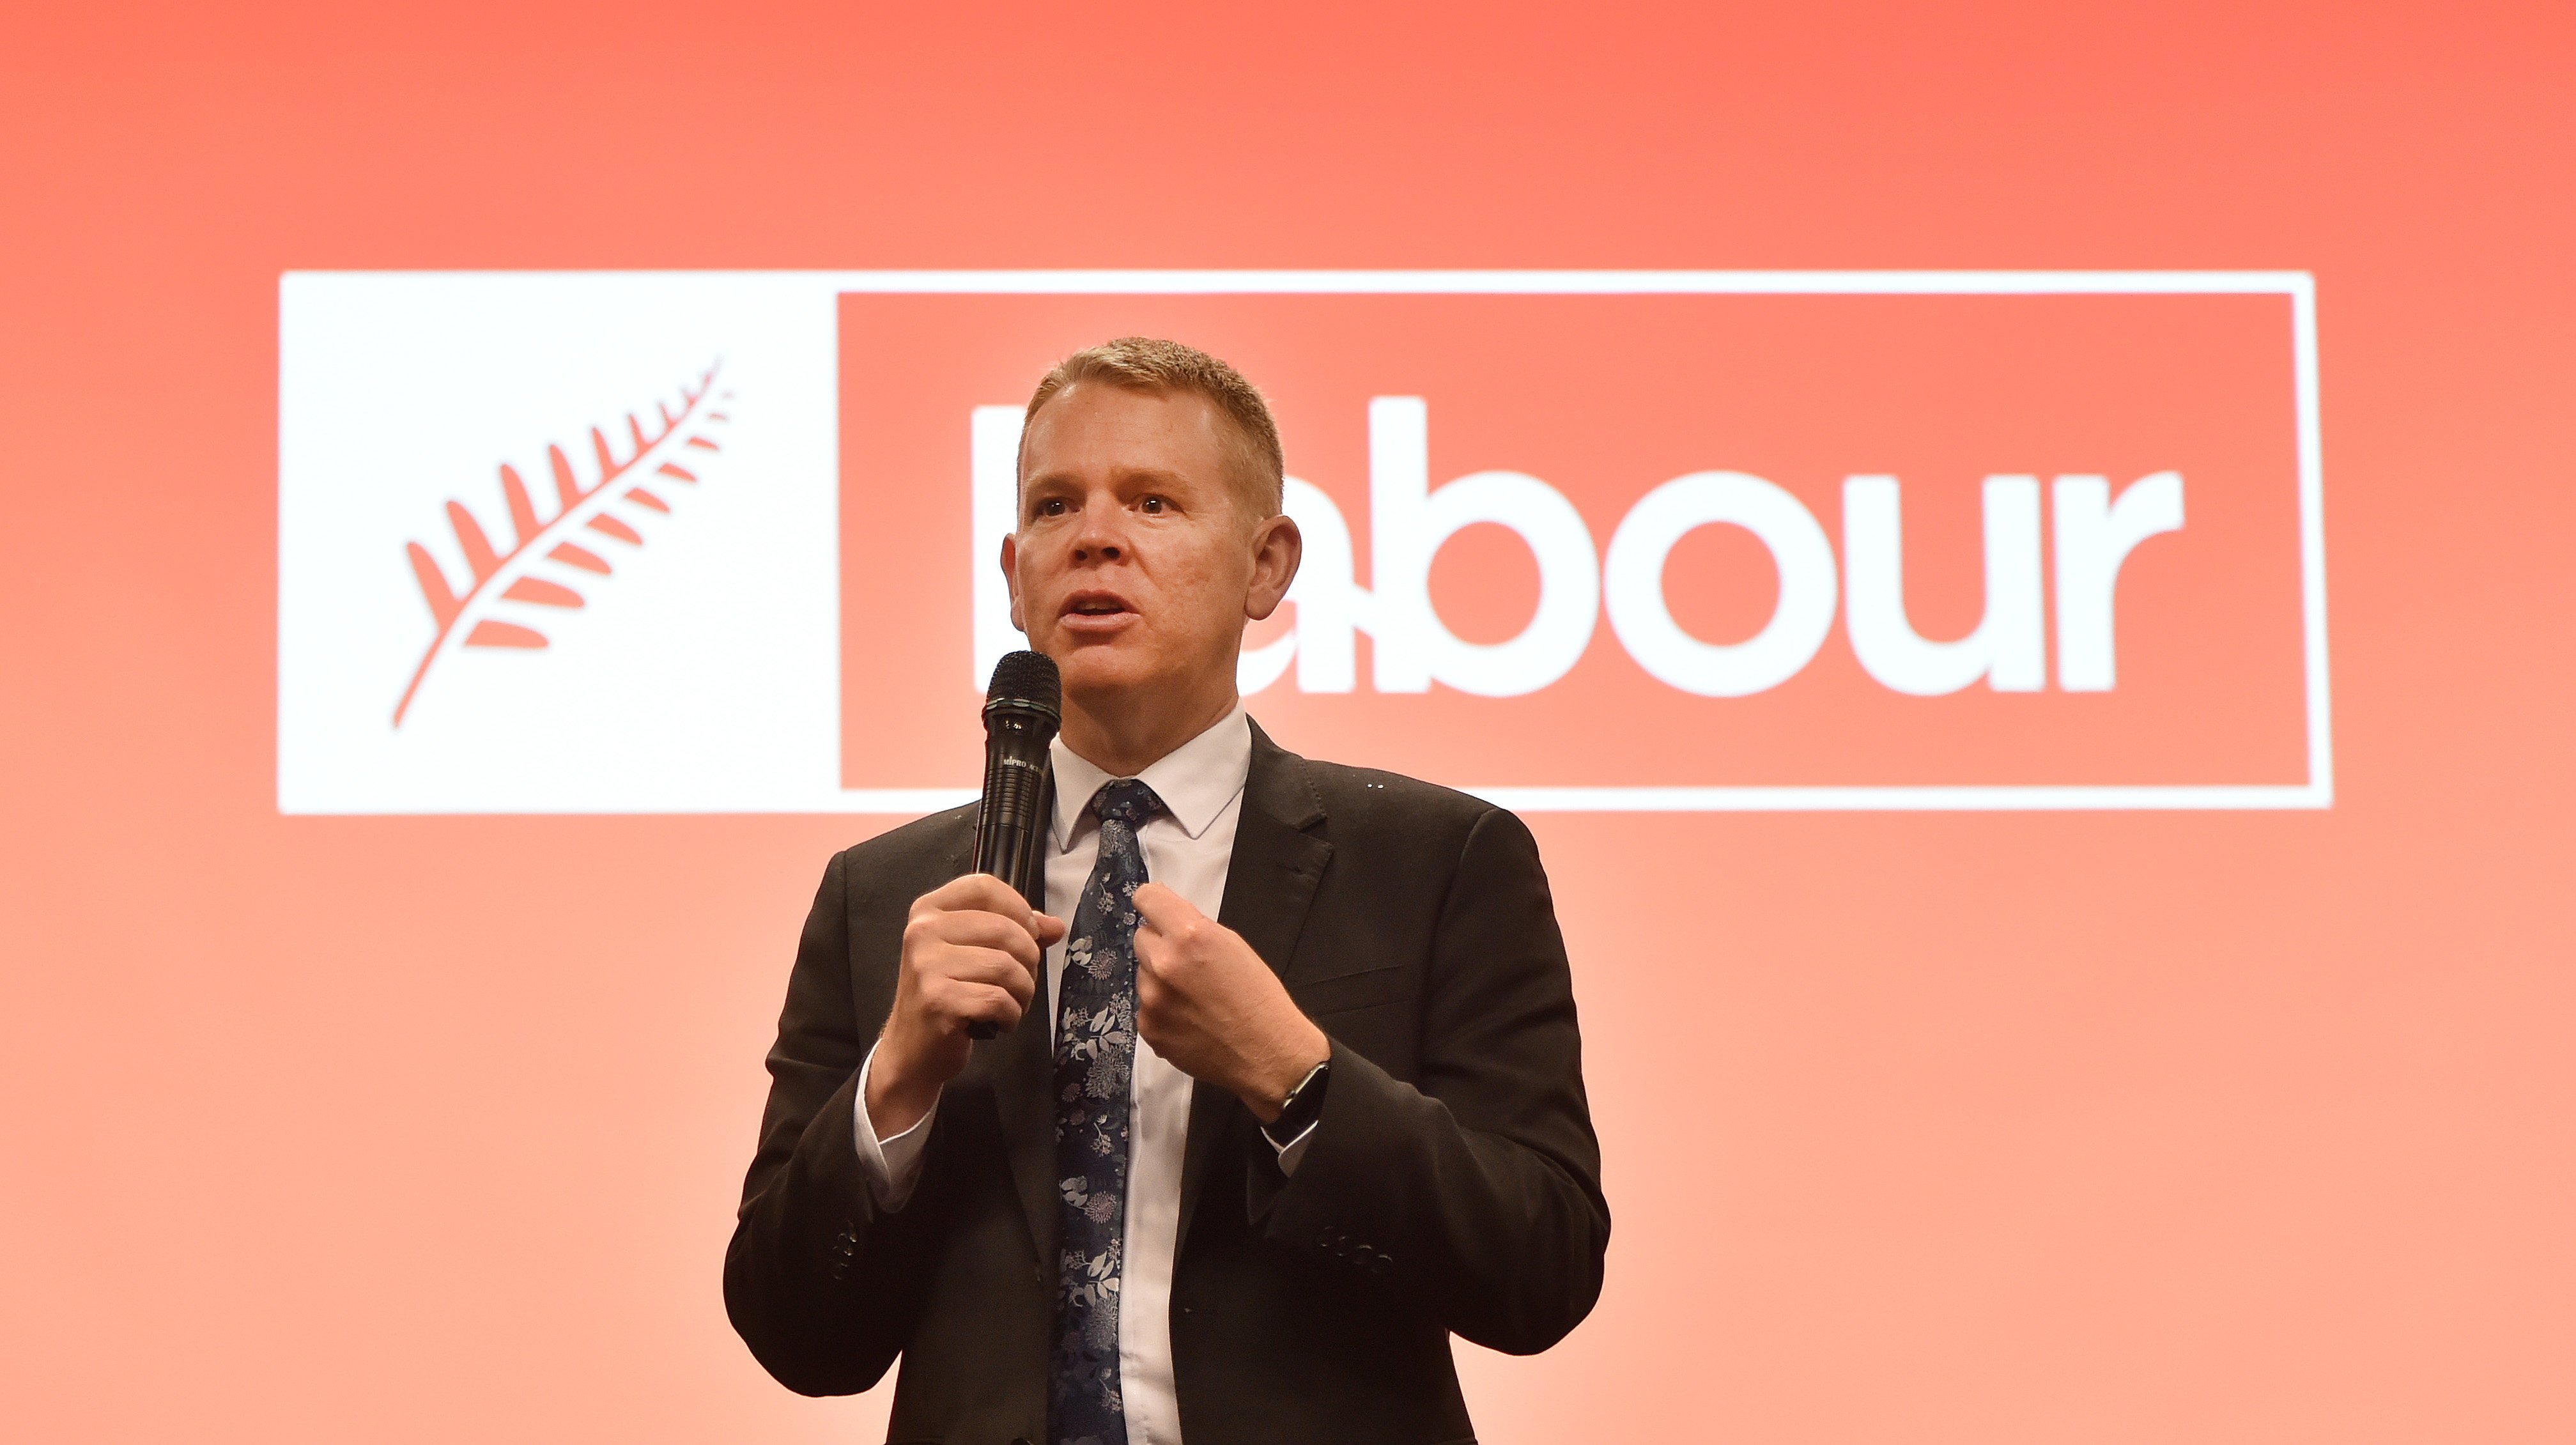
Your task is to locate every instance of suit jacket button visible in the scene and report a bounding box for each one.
[1370,1252,1394,1275]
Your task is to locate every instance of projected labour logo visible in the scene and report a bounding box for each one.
[277,272,2325,814]
[838,278,2329,809]
[968,405,2179,702]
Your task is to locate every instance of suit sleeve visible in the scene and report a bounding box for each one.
[1249,807,1611,1354]
[723,848,939,1394]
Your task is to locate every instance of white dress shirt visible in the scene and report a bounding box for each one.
[852,704,1300,1445]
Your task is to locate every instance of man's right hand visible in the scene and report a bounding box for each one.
[865,874,1068,1139]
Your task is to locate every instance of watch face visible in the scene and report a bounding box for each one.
[1269,1062,1329,1141]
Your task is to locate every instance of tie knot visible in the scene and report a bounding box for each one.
[1090,778,1161,832]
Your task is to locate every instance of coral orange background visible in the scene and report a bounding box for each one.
[4,3,2572,1442]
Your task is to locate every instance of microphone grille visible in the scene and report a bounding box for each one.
[985,649,1061,716]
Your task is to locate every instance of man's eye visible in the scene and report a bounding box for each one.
[1037,498,1069,516]
[1141,496,1166,514]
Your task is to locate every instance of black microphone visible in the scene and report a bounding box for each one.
[966,649,1060,1040]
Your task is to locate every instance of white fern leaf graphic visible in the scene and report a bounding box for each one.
[394,361,730,726]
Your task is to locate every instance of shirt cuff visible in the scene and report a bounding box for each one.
[1266,1118,1317,1176]
[852,1042,937,1211]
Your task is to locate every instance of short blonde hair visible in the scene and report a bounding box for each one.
[1022,337,1286,518]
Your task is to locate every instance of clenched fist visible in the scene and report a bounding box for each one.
[1132,883,1329,1122]
[866,874,1068,1138]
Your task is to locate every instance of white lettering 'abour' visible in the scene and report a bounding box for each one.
[969,401,2182,700]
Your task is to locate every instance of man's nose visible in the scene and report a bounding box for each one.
[1068,504,1131,562]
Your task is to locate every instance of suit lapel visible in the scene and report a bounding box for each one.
[1178,722,1330,1252]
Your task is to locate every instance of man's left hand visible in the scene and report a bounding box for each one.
[1131,882,1329,1122]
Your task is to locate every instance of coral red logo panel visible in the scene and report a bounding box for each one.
[837,279,2325,808]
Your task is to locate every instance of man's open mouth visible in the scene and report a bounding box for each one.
[1061,591,1138,626]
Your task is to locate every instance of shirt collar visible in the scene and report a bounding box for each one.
[1049,704,1251,847]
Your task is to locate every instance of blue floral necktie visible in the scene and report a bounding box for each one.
[1050,778,1160,1445]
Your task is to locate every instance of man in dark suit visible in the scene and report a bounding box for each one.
[725,338,1608,1445]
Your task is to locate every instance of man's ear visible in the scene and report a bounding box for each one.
[1001,532,1024,631]
[1244,512,1302,622]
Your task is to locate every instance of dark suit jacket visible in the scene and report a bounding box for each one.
[724,721,1609,1445]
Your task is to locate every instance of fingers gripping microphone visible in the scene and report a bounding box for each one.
[966,650,1060,1040]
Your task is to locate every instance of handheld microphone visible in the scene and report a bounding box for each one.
[966,649,1059,1040]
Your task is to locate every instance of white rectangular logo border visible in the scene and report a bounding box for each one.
[284,269,2331,815]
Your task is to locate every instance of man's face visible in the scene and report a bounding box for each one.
[1004,382,1272,709]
